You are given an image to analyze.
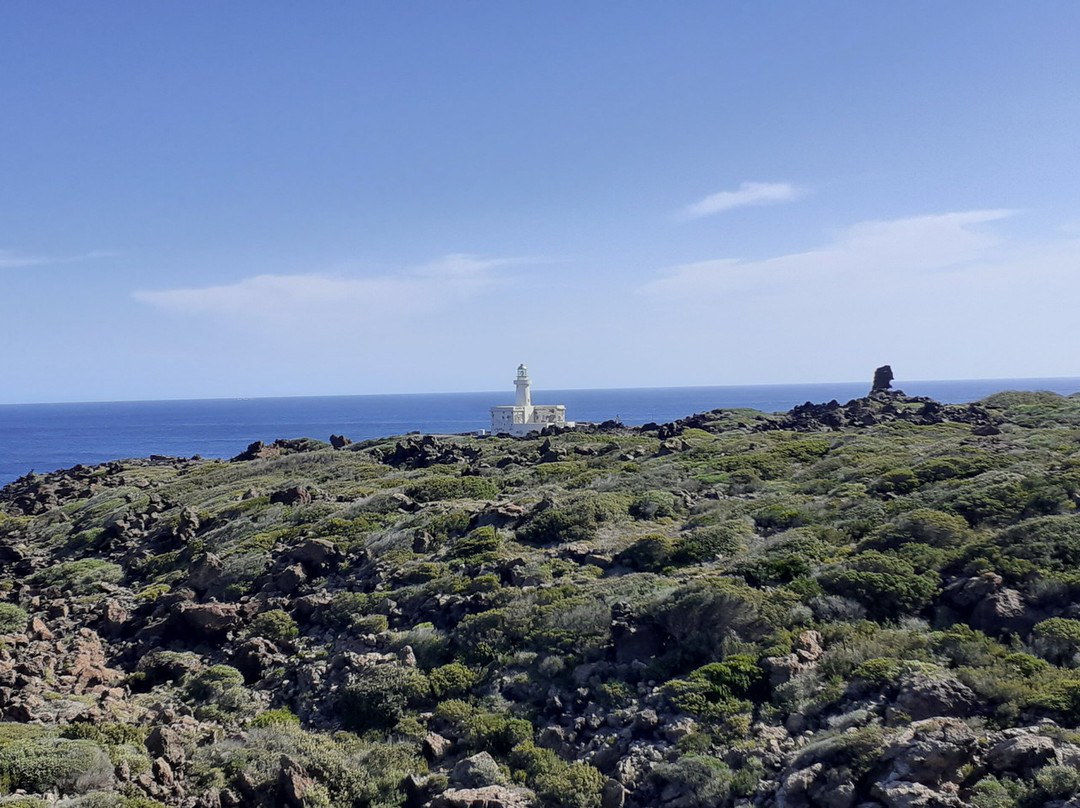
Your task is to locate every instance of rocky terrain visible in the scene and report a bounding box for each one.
[3,377,1080,807]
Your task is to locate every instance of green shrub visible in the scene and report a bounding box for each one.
[1034,763,1080,801]
[651,755,732,806]
[516,494,627,546]
[183,665,256,721]
[949,475,1029,526]
[427,510,472,541]
[185,664,244,698]
[867,509,972,550]
[434,698,474,726]
[248,608,299,642]
[340,665,429,733]
[983,515,1080,572]
[650,578,786,668]
[709,451,788,481]
[736,554,813,586]
[629,490,678,520]
[820,551,938,620]
[968,775,1021,808]
[135,650,204,686]
[916,457,969,483]
[615,533,673,571]
[790,725,884,783]
[0,603,28,633]
[406,475,499,503]
[851,657,904,684]
[319,591,374,629]
[1033,618,1080,663]
[1034,618,1080,645]
[462,712,533,756]
[666,655,762,717]
[58,721,146,748]
[690,655,761,700]
[449,526,502,563]
[248,707,301,728]
[190,723,424,808]
[753,504,809,534]
[0,737,114,795]
[509,741,603,808]
[1028,677,1080,723]
[428,662,480,699]
[517,507,597,545]
[873,467,919,495]
[353,614,390,634]
[776,438,831,462]
[29,559,123,594]
[671,523,745,564]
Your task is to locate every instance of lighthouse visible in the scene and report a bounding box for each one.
[490,364,573,436]
[515,364,532,408]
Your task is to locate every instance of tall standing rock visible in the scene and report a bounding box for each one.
[872,365,894,393]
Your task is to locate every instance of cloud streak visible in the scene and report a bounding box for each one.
[626,207,1080,384]
[0,249,115,269]
[681,182,800,219]
[133,254,520,322]
[646,209,1014,299]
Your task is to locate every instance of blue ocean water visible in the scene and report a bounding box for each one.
[1,378,1078,486]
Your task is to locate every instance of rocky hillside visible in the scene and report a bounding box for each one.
[3,384,1080,808]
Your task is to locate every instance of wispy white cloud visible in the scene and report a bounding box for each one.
[627,207,1080,384]
[132,254,520,321]
[411,253,518,278]
[646,209,1015,299]
[0,250,44,269]
[681,182,800,219]
[0,249,115,269]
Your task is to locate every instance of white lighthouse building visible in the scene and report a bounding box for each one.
[490,364,573,436]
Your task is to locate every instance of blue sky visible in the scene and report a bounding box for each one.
[3,2,1080,403]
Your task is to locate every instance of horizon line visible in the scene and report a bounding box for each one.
[3,373,1080,408]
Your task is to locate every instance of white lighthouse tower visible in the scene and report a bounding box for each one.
[515,364,532,408]
[490,364,573,436]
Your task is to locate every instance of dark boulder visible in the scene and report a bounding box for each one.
[270,486,313,506]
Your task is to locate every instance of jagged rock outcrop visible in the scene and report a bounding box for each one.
[374,435,483,469]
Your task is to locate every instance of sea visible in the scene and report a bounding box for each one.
[1,378,1079,487]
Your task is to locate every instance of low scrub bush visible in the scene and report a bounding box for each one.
[340,665,429,733]
[615,533,673,571]
[183,664,257,721]
[0,737,114,795]
[651,755,733,807]
[0,603,28,633]
[629,490,679,520]
[650,578,794,668]
[1033,618,1080,664]
[248,608,298,642]
[29,559,123,594]
[982,515,1080,573]
[865,508,972,551]
[248,707,300,728]
[820,551,938,621]
[666,655,762,717]
[671,523,745,565]
[190,723,424,808]
[406,475,499,503]
[509,740,604,808]
[448,526,502,563]
[516,493,628,546]
[427,662,480,699]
